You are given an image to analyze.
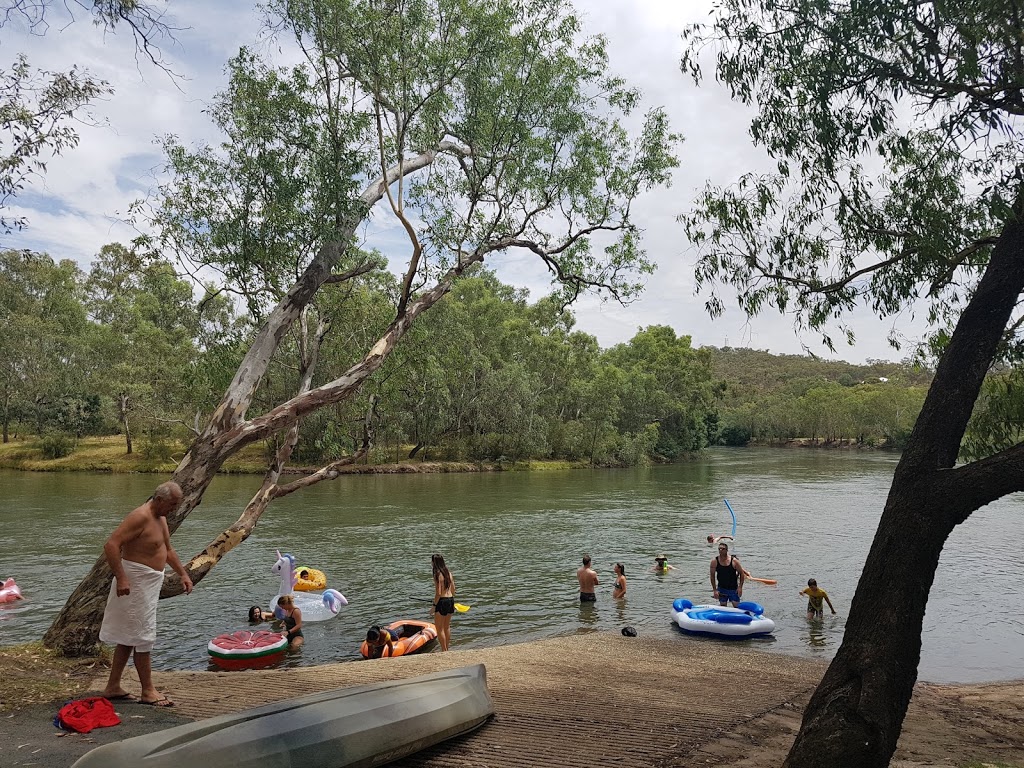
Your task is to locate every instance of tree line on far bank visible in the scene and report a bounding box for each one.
[1,245,937,464]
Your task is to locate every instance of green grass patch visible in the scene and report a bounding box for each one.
[0,436,590,475]
[0,435,270,474]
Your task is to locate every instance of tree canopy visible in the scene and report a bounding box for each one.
[44,0,682,655]
[681,1,1024,765]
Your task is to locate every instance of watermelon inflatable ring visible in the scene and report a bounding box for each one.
[208,630,289,670]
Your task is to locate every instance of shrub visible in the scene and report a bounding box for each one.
[40,433,77,459]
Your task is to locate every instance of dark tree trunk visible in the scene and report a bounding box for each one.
[784,201,1024,767]
[41,554,115,656]
[408,441,425,459]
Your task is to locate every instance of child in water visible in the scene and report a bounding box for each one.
[800,578,836,619]
[652,554,676,573]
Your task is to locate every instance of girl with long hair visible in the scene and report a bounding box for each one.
[430,553,456,651]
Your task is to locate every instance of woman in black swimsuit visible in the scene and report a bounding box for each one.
[430,553,456,651]
[276,595,304,648]
[612,562,627,599]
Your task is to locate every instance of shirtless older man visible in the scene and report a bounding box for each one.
[577,554,599,602]
[100,481,193,707]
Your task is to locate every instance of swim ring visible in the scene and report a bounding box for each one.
[293,566,327,592]
[0,577,23,604]
[208,630,288,670]
[670,598,776,638]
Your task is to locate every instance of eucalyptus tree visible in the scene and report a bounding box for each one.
[44,0,680,654]
[681,1,1024,765]
[84,243,232,454]
[0,250,89,439]
[604,325,716,458]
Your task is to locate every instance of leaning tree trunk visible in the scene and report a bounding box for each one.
[43,220,484,655]
[784,199,1024,767]
[42,437,230,654]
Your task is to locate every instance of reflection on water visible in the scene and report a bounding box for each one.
[802,615,838,649]
[1,448,1022,683]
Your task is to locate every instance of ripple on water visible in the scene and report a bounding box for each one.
[1,452,1022,682]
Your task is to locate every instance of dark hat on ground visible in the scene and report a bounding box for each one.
[621,626,638,637]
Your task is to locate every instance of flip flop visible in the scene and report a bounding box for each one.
[105,693,139,702]
[140,697,175,708]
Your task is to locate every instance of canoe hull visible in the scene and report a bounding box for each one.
[71,664,494,768]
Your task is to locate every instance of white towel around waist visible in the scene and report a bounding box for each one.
[99,560,165,653]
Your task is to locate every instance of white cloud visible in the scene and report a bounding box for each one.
[1,0,927,364]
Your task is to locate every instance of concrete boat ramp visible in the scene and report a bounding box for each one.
[139,632,825,767]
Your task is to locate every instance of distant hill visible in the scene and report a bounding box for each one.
[703,346,933,398]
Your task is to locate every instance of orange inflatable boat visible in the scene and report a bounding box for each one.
[360,620,437,659]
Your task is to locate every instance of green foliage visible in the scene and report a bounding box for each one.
[962,370,1024,460]
[707,347,930,446]
[680,0,1021,357]
[681,4,1024,762]
[39,432,76,459]
[0,250,92,438]
[0,56,111,234]
[139,428,175,462]
[719,424,751,447]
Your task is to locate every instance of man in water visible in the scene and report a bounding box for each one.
[710,541,744,607]
[100,481,193,707]
[577,554,599,602]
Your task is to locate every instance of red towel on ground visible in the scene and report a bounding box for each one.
[56,697,121,733]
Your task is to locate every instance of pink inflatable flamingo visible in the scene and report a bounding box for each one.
[0,577,23,603]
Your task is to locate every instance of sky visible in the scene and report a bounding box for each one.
[1,0,928,364]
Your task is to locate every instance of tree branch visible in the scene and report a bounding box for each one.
[938,441,1024,526]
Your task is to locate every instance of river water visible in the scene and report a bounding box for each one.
[0,448,1021,683]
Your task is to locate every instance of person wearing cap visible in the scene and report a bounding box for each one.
[800,578,836,619]
[710,541,744,606]
[651,554,676,573]
[577,554,599,602]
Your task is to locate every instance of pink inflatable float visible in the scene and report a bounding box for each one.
[0,577,23,603]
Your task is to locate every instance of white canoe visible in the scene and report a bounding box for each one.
[670,598,776,637]
[72,664,494,768]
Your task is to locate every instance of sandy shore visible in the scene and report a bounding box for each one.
[129,634,1024,766]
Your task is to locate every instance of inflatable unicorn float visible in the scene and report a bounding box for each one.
[270,551,347,621]
[0,577,23,604]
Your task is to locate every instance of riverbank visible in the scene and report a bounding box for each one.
[0,435,588,474]
[3,634,1022,768]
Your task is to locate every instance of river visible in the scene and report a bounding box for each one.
[0,448,1020,683]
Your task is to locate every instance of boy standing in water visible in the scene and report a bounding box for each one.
[800,578,836,619]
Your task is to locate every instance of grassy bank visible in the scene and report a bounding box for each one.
[0,436,587,474]
[0,643,111,713]
[0,435,268,473]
